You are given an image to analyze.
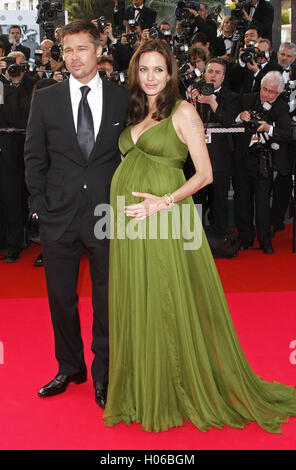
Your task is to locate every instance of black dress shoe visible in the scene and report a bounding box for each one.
[3,249,20,263]
[239,238,254,251]
[94,381,108,409]
[260,243,274,254]
[34,252,44,267]
[38,371,87,397]
[271,224,285,237]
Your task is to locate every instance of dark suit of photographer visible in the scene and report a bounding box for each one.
[270,46,296,234]
[229,39,282,94]
[244,0,274,43]
[187,59,239,229]
[0,56,38,261]
[233,72,291,253]
[113,0,157,30]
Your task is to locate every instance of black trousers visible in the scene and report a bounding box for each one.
[271,172,292,227]
[194,170,230,229]
[233,168,273,245]
[0,135,27,250]
[40,190,109,383]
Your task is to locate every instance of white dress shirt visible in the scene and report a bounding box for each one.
[69,72,103,139]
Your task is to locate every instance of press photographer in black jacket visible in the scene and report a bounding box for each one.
[233,71,291,254]
[0,51,38,262]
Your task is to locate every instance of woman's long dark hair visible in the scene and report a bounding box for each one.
[127,39,181,125]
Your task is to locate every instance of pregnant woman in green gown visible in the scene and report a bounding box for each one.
[103,39,296,433]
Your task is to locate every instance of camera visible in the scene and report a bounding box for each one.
[7,61,28,77]
[50,44,62,61]
[282,80,296,102]
[240,44,258,64]
[61,70,70,80]
[249,142,273,178]
[244,102,272,135]
[149,25,160,40]
[126,20,138,46]
[180,68,202,89]
[97,16,107,33]
[108,71,127,86]
[230,0,252,20]
[37,1,63,22]
[192,80,215,95]
[175,1,200,21]
[34,49,43,67]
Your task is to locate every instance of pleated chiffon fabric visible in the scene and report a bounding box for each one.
[103,101,296,433]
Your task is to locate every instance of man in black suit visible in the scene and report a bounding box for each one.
[229,38,281,94]
[113,0,157,30]
[243,0,274,43]
[184,2,217,44]
[233,71,291,254]
[24,21,129,408]
[188,58,239,229]
[270,42,296,235]
[7,25,30,61]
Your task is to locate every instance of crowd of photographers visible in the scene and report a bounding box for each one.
[0,0,296,263]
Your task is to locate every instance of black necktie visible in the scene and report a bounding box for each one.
[77,86,95,160]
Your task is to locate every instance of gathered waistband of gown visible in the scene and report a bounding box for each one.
[124,146,185,169]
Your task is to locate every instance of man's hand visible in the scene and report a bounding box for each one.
[104,22,116,42]
[257,121,272,133]
[242,8,252,22]
[52,71,63,82]
[247,59,260,74]
[196,92,218,112]
[240,110,251,122]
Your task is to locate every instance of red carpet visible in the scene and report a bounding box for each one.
[0,225,296,450]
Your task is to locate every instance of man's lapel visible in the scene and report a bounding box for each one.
[88,78,109,162]
[56,79,87,165]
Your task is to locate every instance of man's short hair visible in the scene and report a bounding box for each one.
[61,20,101,48]
[256,38,272,51]
[9,25,21,34]
[261,71,285,94]
[8,51,25,60]
[97,55,114,67]
[245,26,262,38]
[279,42,296,56]
[205,57,227,75]
[191,32,209,46]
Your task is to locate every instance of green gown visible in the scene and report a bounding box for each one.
[103,100,296,433]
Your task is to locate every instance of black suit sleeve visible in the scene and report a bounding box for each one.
[213,89,239,127]
[24,91,49,214]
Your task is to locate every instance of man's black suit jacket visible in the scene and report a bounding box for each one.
[229,59,282,94]
[114,5,157,30]
[24,77,129,240]
[196,85,239,172]
[246,0,274,42]
[235,93,291,175]
[8,43,31,61]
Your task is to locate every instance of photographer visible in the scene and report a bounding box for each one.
[113,0,157,31]
[270,42,296,236]
[92,18,133,71]
[242,0,274,43]
[184,2,217,44]
[186,58,239,230]
[229,37,281,93]
[0,51,38,262]
[233,71,291,254]
[7,25,30,61]
[212,15,236,61]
